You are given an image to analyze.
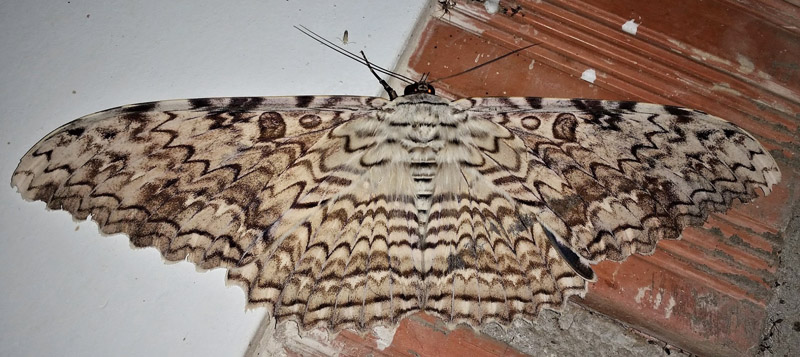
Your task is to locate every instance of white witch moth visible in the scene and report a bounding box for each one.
[11,35,781,333]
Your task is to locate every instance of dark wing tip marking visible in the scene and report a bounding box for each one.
[121,101,158,113]
[188,98,214,109]
[66,127,85,137]
[296,96,314,108]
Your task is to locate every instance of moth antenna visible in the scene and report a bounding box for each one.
[420,72,431,83]
[429,43,539,84]
[361,51,398,100]
[294,25,415,84]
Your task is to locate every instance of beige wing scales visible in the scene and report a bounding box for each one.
[11,95,424,331]
[12,93,781,332]
[462,97,781,264]
[419,103,588,327]
[420,96,780,327]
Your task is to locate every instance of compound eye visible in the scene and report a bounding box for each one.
[421,84,435,95]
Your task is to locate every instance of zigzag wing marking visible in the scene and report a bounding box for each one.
[11,95,424,331]
[12,92,782,333]
[459,97,781,264]
[419,100,586,327]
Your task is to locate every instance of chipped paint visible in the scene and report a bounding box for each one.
[711,82,743,96]
[485,0,500,14]
[689,47,733,66]
[373,326,397,351]
[665,297,676,319]
[736,54,755,74]
[634,286,651,303]
[668,38,688,50]
[580,68,596,83]
[528,59,536,70]
[654,289,663,308]
[622,20,639,35]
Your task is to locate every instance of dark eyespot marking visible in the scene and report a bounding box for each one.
[521,115,541,131]
[258,112,286,141]
[299,114,322,129]
[552,113,578,141]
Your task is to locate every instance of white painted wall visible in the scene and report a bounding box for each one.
[0,1,428,355]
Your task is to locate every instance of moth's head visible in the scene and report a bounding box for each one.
[403,82,436,96]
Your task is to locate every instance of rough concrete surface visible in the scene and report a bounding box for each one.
[246,320,341,357]
[245,304,689,357]
[758,184,800,357]
[481,304,689,357]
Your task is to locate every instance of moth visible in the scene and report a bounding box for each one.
[11,27,781,333]
[339,30,352,45]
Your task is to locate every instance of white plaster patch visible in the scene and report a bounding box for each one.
[634,286,651,303]
[665,296,676,319]
[372,326,398,351]
[485,0,500,14]
[622,20,639,35]
[528,59,536,70]
[654,289,663,309]
[580,68,596,84]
